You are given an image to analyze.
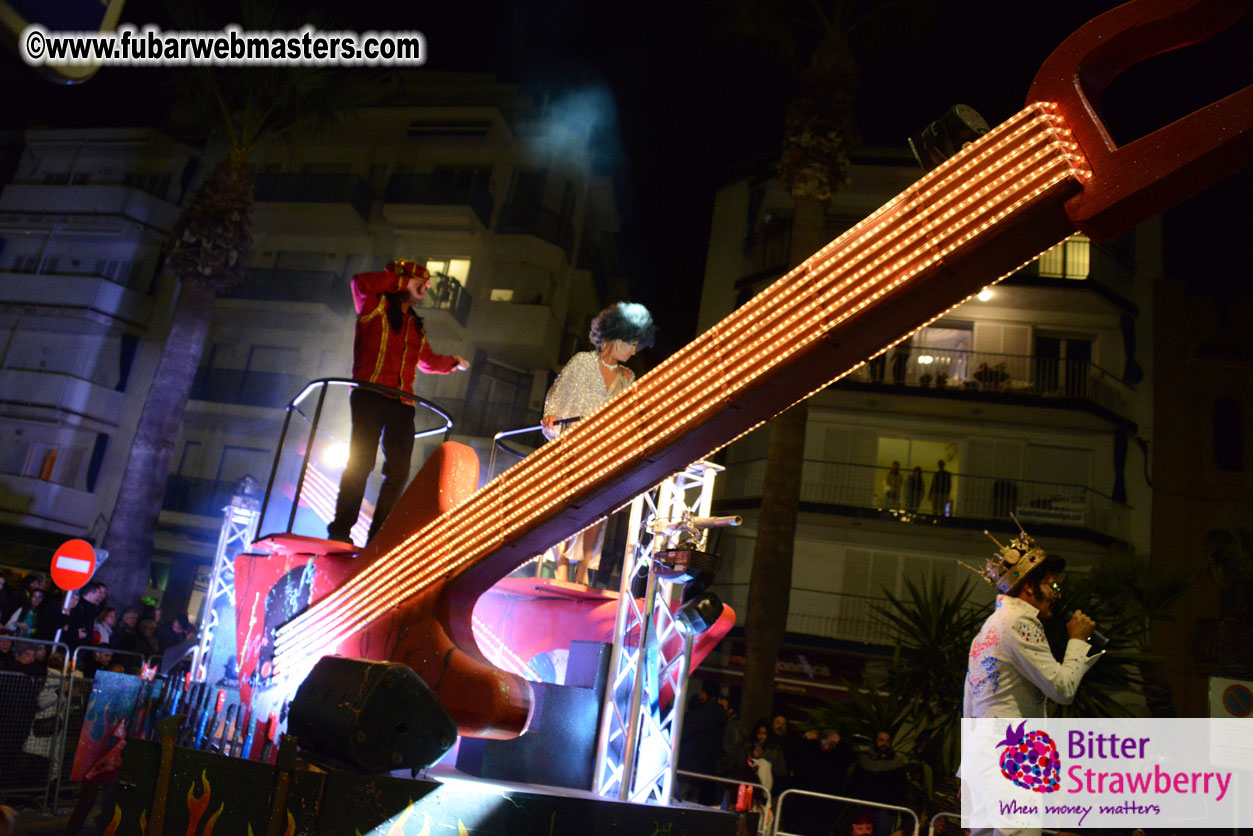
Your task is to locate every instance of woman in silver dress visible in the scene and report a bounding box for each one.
[539,302,656,583]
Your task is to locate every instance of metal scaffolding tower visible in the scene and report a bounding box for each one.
[193,491,261,681]
[593,460,726,804]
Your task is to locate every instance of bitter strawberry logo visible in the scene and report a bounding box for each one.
[996,721,1061,793]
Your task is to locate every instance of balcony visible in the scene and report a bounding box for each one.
[453,398,538,440]
[383,174,494,229]
[496,204,575,259]
[841,347,1134,422]
[189,368,306,409]
[0,474,96,532]
[718,584,895,646]
[739,219,792,285]
[466,301,562,370]
[411,274,472,328]
[252,173,373,230]
[224,269,353,316]
[0,271,153,328]
[717,458,1129,542]
[162,475,239,517]
[0,182,181,231]
[0,369,125,426]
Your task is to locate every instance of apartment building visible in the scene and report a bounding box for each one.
[0,75,623,615]
[0,128,197,572]
[697,151,1156,703]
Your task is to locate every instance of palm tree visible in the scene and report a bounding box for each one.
[734,1,860,735]
[94,5,374,609]
[1200,524,1253,679]
[873,576,986,774]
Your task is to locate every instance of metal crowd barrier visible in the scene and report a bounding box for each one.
[0,636,70,810]
[928,810,962,836]
[54,646,165,809]
[772,790,920,836]
[674,770,772,836]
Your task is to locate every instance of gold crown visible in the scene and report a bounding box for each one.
[963,514,1049,594]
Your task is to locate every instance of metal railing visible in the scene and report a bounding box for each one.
[497,204,575,257]
[675,770,772,836]
[384,173,494,227]
[742,219,792,278]
[226,268,354,315]
[416,273,472,327]
[718,459,1129,540]
[928,811,962,836]
[848,346,1134,417]
[189,367,307,409]
[253,173,374,221]
[255,378,455,540]
[162,475,241,515]
[0,637,69,810]
[486,418,579,481]
[717,584,897,645]
[773,790,920,836]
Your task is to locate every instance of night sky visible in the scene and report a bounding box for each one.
[4,1,1250,354]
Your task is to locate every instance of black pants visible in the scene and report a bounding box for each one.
[328,389,415,543]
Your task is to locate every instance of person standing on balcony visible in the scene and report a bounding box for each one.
[884,461,903,509]
[905,466,925,514]
[539,302,656,584]
[328,259,468,546]
[929,460,952,516]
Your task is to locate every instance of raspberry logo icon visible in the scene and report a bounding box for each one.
[996,721,1060,793]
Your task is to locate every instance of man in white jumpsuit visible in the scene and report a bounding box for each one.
[962,521,1103,836]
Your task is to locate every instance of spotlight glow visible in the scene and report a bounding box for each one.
[322,441,350,470]
[977,288,994,301]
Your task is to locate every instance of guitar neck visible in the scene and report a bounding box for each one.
[273,103,1089,671]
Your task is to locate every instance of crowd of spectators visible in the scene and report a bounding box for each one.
[677,682,913,836]
[0,568,195,675]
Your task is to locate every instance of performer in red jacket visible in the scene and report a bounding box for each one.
[328,259,468,545]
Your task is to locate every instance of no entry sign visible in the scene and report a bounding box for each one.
[51,539,97,590]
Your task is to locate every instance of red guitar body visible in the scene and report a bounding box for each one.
[234,442,734,739]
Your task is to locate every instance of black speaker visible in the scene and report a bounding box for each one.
[289,657,457,773]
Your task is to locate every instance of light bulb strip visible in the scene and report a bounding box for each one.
[720,153,1075,387]
[276,127,1077,656]
[498,121,1072,524]
[274,105,1085,664]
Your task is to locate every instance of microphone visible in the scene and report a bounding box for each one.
[1060,604,1109,650]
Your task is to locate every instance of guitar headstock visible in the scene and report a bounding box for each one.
[1029,0,1253,240]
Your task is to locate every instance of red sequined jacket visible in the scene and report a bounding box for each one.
[349,269,460,399]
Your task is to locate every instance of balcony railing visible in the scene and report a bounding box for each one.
[225,269,353,315]
[741,219,792,279]
[718,584,895,645]
[416,274,472,327]
[162,475,240,516]
[453,399,538,440]
[496,205,575,258]
[384,174,494,227]
[189,368,306,409]
[718,458,1128,541]
[253,173,373,221]
[846,347,1133,417]
[0,271,153,327]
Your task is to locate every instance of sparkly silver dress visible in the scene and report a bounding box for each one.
[541,351,635,441]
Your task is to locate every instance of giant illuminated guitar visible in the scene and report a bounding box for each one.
[235,0,1252,740]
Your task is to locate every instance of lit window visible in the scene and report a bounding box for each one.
[1037,234,1090,279]
[424,258,471,285]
